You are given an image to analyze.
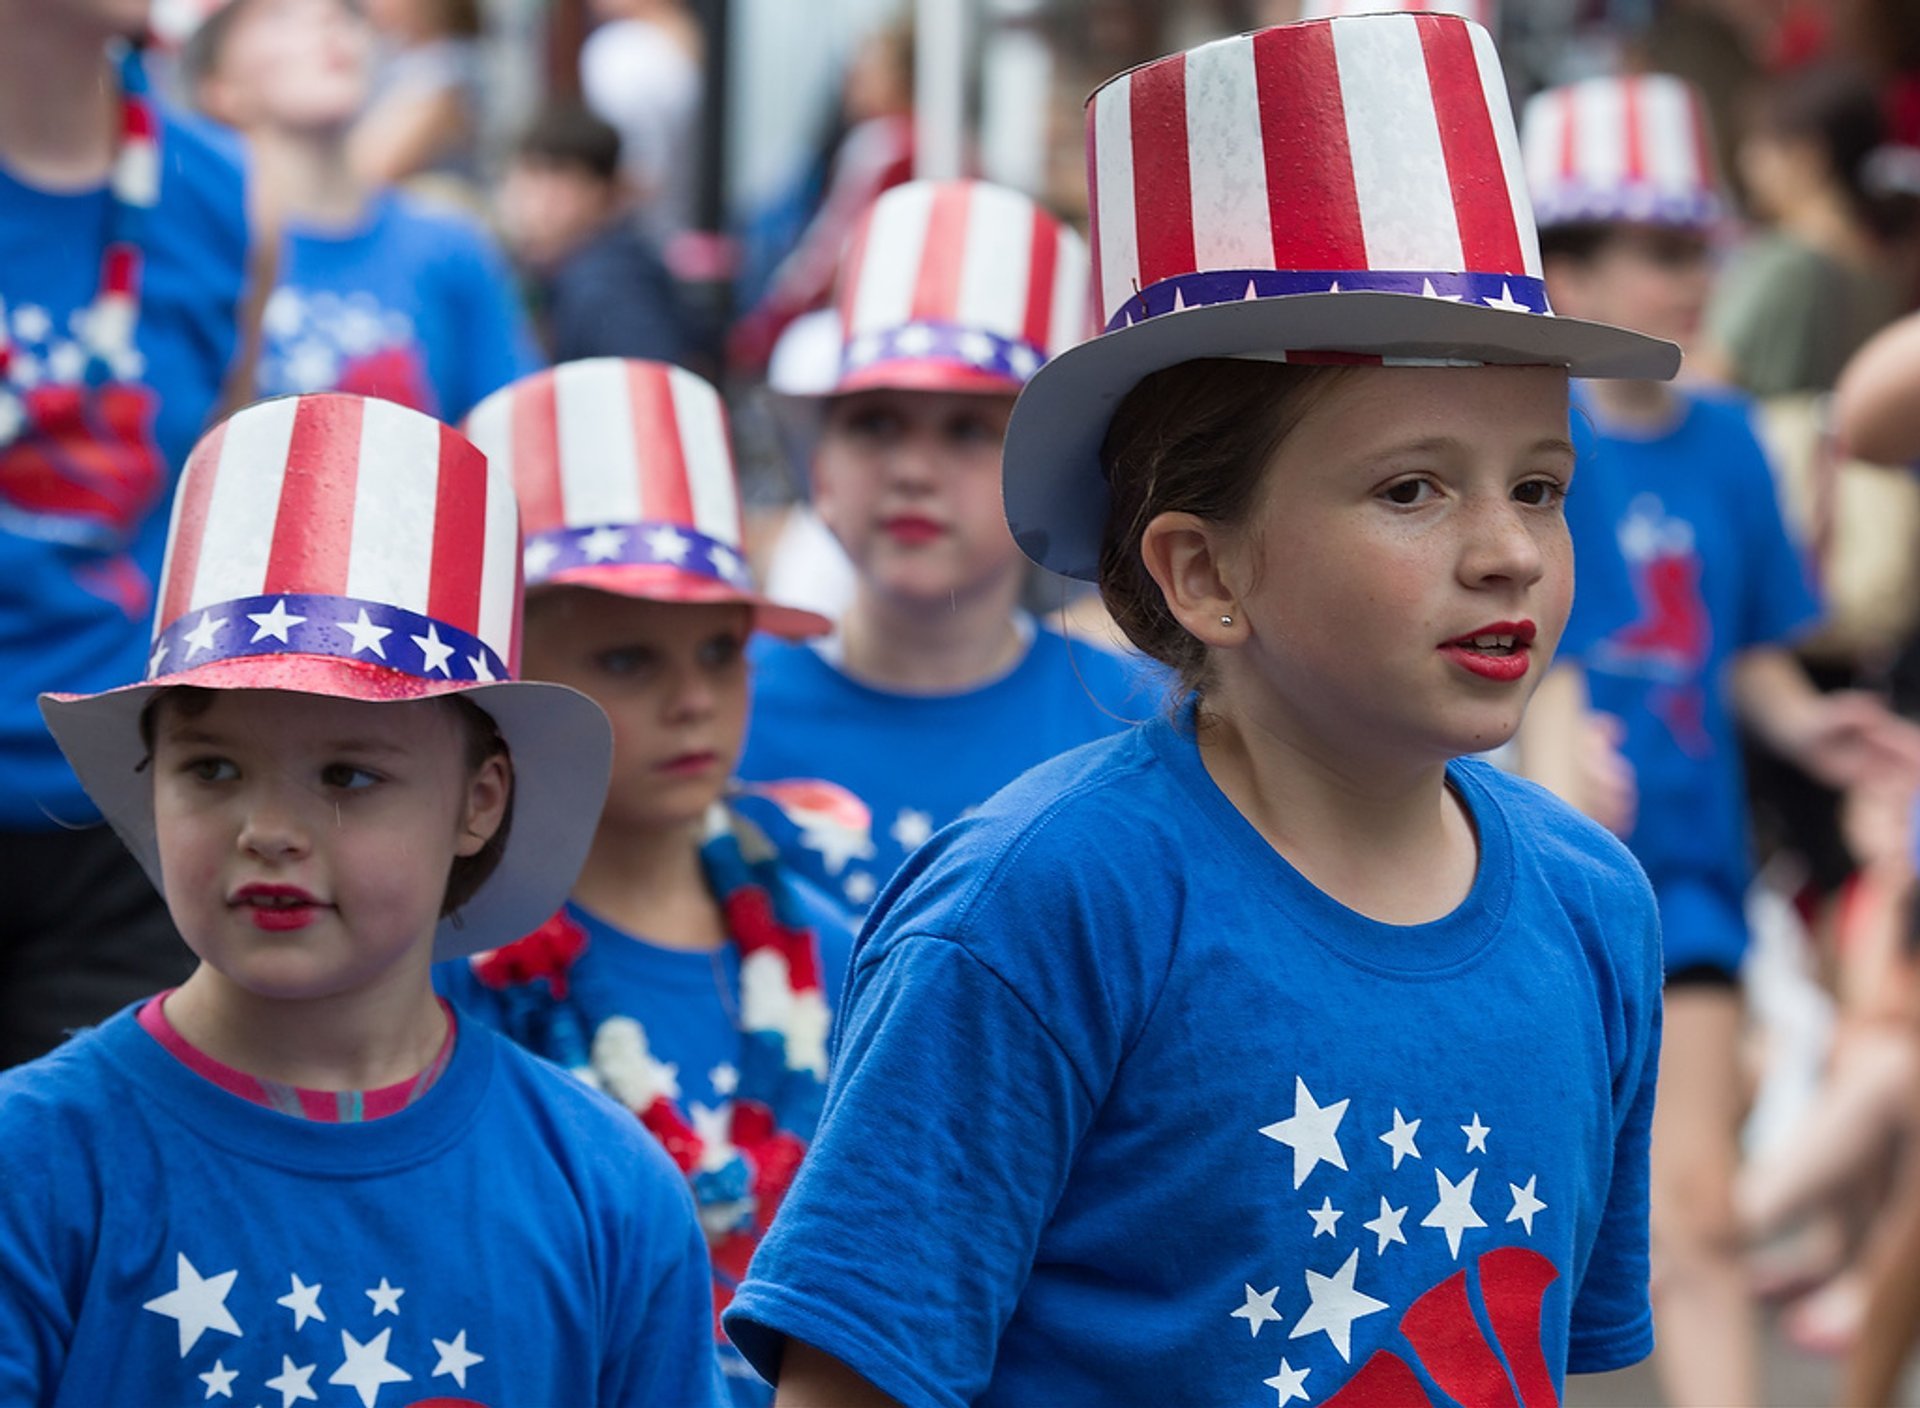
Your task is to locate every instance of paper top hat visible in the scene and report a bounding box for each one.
[823,178,1091,397]
[39,393,614,962]
[1001,12,1682,581]
[1299,0,1496,25]
[464,358,829,639]
[1522,73,1726,231]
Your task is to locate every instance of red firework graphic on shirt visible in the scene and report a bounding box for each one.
[1594,492,1713,758]
[0,381,165,552]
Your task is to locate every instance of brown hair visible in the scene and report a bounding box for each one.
[1097,358,1352,696]
[140,687,512,919]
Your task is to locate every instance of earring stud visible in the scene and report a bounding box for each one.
[1220,614,1234,626]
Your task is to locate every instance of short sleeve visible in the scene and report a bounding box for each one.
[1706,239,1823,398]
[724,935,1097,1408]
[1566,878,1662,1371]
[600,1164,731,1406]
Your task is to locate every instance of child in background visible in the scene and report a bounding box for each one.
[496,105,691,367]
[0,393,725,1405]
[736,177,1148,913]
[442,358,857,1405]
[728,14,1670,1404]
[185,0,538,420]
[1521,71,1920,1408]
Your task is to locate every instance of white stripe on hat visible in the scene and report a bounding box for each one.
[188,395,299,610]
[670,366,739,545]
[1048,229,1091,355]
[1186,34,1274,274]
[1334,14,1465,274]
[849,181,935,337]
[1573,76,1627,190]
[1092,72,1139,324]
[346,396,441,614]
[1639,75,1700,199]
[955,182,1035,342]
[476,422,520,659]
[555,359,643,526]
[1471,20,1542,277]
[1520,87,1567,191]
[463,384,512,488]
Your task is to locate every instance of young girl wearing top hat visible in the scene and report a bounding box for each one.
[0,393,725,1404]
[734,177,1153,915]
[438,357,858,1405]
[727,13,1671,1406]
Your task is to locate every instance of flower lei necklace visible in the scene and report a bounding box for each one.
[0,40,158,447]
[469,800,831,1253]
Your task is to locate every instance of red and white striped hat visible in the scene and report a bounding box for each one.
[39,393,614,961]
[464,359,829,639]
[1002,12,1680,580]
[1299,0,1496,25]
[822,178,1090,397]
[1521,74,1726,231]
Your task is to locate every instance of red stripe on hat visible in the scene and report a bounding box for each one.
[909,183,971,323]
[158,419,225,630]
[1559,88,1579,183]
[1253,24,1366,269]
[262,397,361,597]
[510,372,564,536]
[629,363,693,524]
[1622,75,1646,181]
[428,425,487,633]
[1128,55,1196,289]
[1417,17,1524,274]
[1021,212,1061,352]
[835,205,877,331]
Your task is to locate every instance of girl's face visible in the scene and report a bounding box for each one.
[521,592,751,836]
[150,689,507,1004]
[1210,365,1575,766]
[1546,226,1713,349]
[813,388,1026,612]
[207,0,371,135]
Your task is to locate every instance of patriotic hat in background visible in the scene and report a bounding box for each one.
[819,177,1091,398]
[465,358,830,640]
[1521,73,1726,231]
[39,393,615,961]
[1002,12,1681,581]
[1298,0,1497,26]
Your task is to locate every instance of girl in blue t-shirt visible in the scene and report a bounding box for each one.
[725,15,1675,1407]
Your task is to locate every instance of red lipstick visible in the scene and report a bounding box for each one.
[230,883,325,933]
[1440,620,1537,684]
[882,514,945,546]
[657,750,719,778]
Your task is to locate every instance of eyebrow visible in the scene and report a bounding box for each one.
[160,727,408,758]
[1373,435,1577,459]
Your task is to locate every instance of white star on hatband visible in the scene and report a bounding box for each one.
[1482,281,1532,313]
[523,537,561,579]
[467,652,495,682]
[1259,1076,1349,1189]
[411,624,454,676]
[1508,1175,1547,1234]
[1423,1167,1488,1258]
[580,525,630,563]
[1288,1249,1388,1362]
[643,523,692,564]
[142,1252,243,1357]
[1231,1283,1283,1338]
[339,608,390,658]
[181,611,229,659]
[247,598,306,644]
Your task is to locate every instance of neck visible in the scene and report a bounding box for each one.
[0,15,120,190]
[572,815,725,952]
[1581,377,1677,430]
[1196,683,1477,925]
[250,126,367,226]
[163,959,446,1091]
[836,575,1027,692]
[1782,189,1878,267]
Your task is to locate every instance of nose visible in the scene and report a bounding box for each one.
[236,782,313,862]
[661,658,719,722]
[1459,495,1548,591]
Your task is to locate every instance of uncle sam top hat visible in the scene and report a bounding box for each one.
[1298,0,1498,26]
[1002,11,1682,581]
[39,393,615,961]
[1522,73,1727,232]
[464,358,831,640]
[822,177,1091,397]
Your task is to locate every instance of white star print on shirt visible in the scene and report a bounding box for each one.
[1379,1108,1422,1169]
[709,1063,740,1097]
[1263,1357,1312,1404]
[276,1273,326,1330]
[1258,1077,1350,1189]
[1308,1196,1343,1238]
[799,817,875,877]
[890,808,934,851]
[1508,1175,1547,1234]
[1231,1283,1283,1338]
[264,1354,318,1406]
[1362,1197,1408,1255]
[1422,1167,1488,1258]
[142,1252,242,1357]
[198,1358,238,1399]
[365,1278,404,1316]
[843,870,877,906]
[432,1328,485,1386]
[247,598,306,644]
[330,1327,411,1407]
[1288,1249,1387,1363]
[1462,1113,1491,1154]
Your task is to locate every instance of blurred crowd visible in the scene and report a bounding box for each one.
[9,0,1920,1403]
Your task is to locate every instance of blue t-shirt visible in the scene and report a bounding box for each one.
[437,876,857,1407]
[0,1006,727,1407]
[0,108,248,827]
[738,625,1155,911]
[258,190,538,422]
[1562,388,1820,970]
[725,712,1663,1408]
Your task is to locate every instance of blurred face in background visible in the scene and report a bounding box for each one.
[1543,225,1715,350]
[498,158,618,272]
[199,0,372,136]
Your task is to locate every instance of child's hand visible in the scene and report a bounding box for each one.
[1577,711,1638,838]
[1785,692,1920,793]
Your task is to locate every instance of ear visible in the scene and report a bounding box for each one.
[455,752,512,858]
[1139,510,1248,651]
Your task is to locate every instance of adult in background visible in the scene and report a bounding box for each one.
[349,0,484,197]
[579,0,703,240]
[0,0,250,1065]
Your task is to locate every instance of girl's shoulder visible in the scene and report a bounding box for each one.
[1455,758,1656,915]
